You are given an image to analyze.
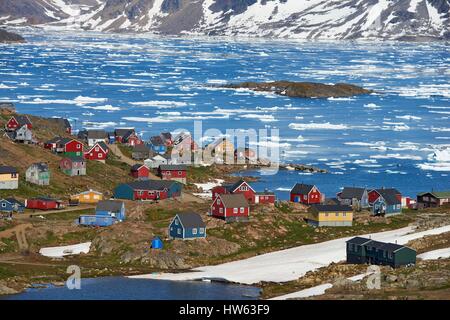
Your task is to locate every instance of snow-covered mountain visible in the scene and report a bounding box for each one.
[1,0,449,40]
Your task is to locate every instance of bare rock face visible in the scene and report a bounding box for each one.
[0,282,20,295]
[222,81,372,99]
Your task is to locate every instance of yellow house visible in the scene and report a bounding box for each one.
[308,204,353,227]
[206,138,235,160]
[70,189,103,204]
[0,166,19,190]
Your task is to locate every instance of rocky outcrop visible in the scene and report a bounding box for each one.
[0,29,25,43]
[222,81,372,99]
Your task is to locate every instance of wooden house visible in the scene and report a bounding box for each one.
[368,188,401,205]
[70,190,103,204]
[205,138,235,162]
[0,198,25,213]
[210,193,250,222]
[169,212,206,240]
[77,215,116,227]
[113,180,182,201]
[337,187,369,209]
[0,166,19,190]
[144,154,169,169]
[4,124,33,143]
[25,163,50,185]
[26,197,63,210]
[211,179,275,204]
[55,138,84,158]
[130,164,150,180]
[158,164,187,184]
[114,128,135,143]
[5,115,32,131]
[148,135,167,154]
[132,144,154,160]
[307,204,353,227]
[290,183,322,204]
[122,130,142,147]
[84,141,109,162]
[86,130,108,147]
[417,191,450,209]
[372,189,402,216]
[60,156,86,176]
[346,237,416,268]
[44,136,62,151]
[96,200,126,221]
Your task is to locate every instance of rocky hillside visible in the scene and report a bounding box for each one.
[0,0,448,40]
[0,29,25,43]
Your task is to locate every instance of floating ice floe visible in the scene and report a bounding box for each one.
[289,122,349,131]
[418,148,450,172]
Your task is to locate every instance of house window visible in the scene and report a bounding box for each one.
[177,228,181,235]
[241,186,248,191]
[388,252,393,259]
[335,213,339,217]
[219,208,223,213]
[175,219,178,225]
[325,213,329,217]
[1,203,5,208]
[199,228,205,234]
[217,199,221,205]
[95,147,99,152]
[343,212,346,217]
[240,207,244,213]
[233,208,238,214]
[178,171,182,175]
[192,228,197,235]
[98,153,103,158]
[77,144,81,149]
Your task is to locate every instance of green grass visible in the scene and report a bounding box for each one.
[145,208,178,222]
[43,208,95,221]
[117,144,133,159]
[187,165,216,183]
[0,265,17,280]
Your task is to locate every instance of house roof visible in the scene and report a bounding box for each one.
[376,189,401,205]
[125,179,179,191]
[346,236,372,245]
[222,179,253,193]
[4,197,24,206]
[0,166,18,174]
[417,191,450,199]
[131,164,147,171]
[87,130,108,139]
[75,189,102,196]
[159,164,187,171]
[208,137,232,149]
[96,200,123,212]
[324,197,340,205]
[160,132,172,140]
[56,137,76,146]
[13,115,32,126]
[96,141,109,152]
[176,212,206,228]
[150,135,165,146]
[66,156,84,163]
[291,183,316,194]
[310,204,353,212]
[122,130,137,141]
[218,193,249,208]
[339,187,366,200]
[115,128,134,136]
[29,163,49,172]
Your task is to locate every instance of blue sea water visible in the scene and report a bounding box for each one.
[0,277,260,300]
[0,29,449,199]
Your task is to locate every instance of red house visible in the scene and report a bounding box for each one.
[84,142,109,162]
[26,197,63,210]
[130,164,149,179]
[290,183,322,204]
[55,138,84,157]
[158,164,187,184]
[255,191,276,204]
[211,179,255,203]
[368,188,401,205]
[210,193,250,222]
[5,115,32,131]
[123,131,143,147]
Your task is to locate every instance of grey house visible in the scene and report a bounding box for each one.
[4,124,33,143]
[337,187,369,209]
[26,163,50,186]
[132,144,154,160]
[346,237,416,268]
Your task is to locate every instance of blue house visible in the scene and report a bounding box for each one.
[77,215,116,227]
[95,200,126,221]
[108,132,116,144]
[151,236,163,249]
[169,212,206,240]
[0,198,25,213]
[148,136,167,154]
[372,189,402,216]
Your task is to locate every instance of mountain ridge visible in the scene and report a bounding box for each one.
[0,0,449,40]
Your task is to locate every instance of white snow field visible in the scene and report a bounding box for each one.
[130,225,450,285]
[418,247,450,260]
[39,242,91,258]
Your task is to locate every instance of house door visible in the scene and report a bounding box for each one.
[295,196,300,203]
[255,196,259,204]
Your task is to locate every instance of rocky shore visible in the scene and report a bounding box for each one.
[0,29,25,43]
[221,81,372,98]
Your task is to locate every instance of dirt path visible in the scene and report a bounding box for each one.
[0,223,32,239]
